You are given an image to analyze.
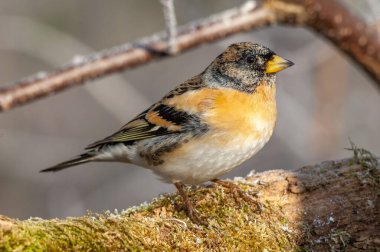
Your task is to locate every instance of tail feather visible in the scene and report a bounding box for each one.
[41,153,95,172]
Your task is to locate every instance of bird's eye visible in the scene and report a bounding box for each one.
[246,55,256,64]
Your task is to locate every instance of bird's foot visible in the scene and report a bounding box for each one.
[211,179,262,212]
[174,182,203,225]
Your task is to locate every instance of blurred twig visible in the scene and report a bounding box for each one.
[0,0,380,112]
[0,15,149,122]
[160,0,178,54]
[368,0,380,40]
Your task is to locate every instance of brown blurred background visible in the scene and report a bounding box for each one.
[0,0,379,219]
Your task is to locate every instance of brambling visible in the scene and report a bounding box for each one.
[42,42,293,223]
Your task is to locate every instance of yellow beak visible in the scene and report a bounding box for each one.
[265,55,294,74]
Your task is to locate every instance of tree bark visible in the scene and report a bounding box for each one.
[1,152,379,251]
[0,0,379,112]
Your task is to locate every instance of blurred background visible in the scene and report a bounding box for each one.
[0,0,379,219]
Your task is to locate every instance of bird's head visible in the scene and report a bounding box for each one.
[204,42,294,93]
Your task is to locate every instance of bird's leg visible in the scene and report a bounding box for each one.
[174,182,201,224]
[211,179,262,212]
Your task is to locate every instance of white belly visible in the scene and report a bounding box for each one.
[151,128,274,184]
[96,125,274,185]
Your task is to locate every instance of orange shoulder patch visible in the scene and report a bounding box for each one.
[164,88,222,113]
[146,111,182,131]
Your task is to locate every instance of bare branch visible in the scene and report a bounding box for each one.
[367,0,380,40]
[160,0,178,54]
[0,0,379,112]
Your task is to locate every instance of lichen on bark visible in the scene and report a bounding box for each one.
[0,147,379,251]
[1,186,298,251]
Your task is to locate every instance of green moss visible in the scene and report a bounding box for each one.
[346,140,380,190]
[0,184,299,251]
[347,140,378,172]
[2,146,379,251]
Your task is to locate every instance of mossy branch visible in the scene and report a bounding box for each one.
[1,151,379,251]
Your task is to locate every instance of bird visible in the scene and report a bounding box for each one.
[41,42,293,223]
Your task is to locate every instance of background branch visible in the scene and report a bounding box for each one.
[1,154,379,251]
[0,0,379,112]
[160,0,178,54]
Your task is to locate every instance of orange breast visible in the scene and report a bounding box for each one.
[165,84,277,140]
[206,84,277,138]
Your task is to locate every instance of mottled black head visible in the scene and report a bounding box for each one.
[203,42,293,93]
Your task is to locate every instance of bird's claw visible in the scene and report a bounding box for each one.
[212,179,262,213]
